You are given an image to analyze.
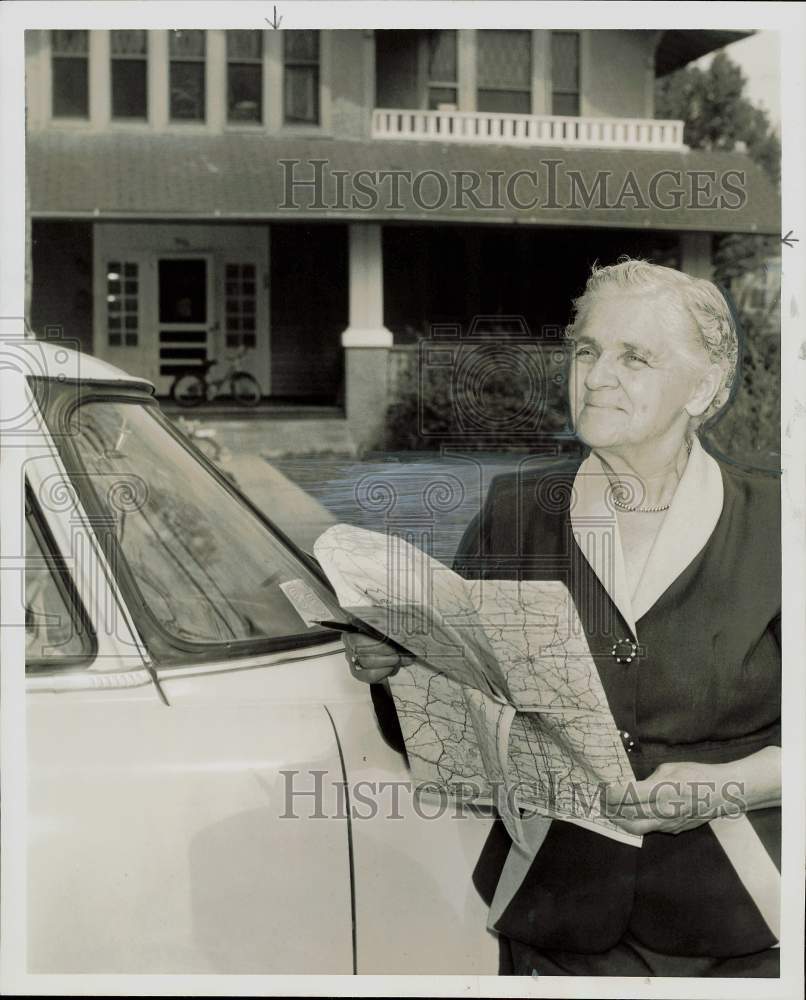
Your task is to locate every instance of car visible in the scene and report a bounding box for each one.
[18,341,499,976]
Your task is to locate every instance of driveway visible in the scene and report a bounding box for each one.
[266,451,561,565]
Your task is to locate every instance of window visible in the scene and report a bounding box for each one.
[225,264,257,349]
[169,29,206,121]
[551,32,580,116]
[227,30,263,123]
[284,30,319,124]
[25,488,95,668]
[477,30,531,114]
[65,401,341,659]
[426,30,457,110]
[107,261,139,347]
[51,30,89,118]
[110,30,148,119]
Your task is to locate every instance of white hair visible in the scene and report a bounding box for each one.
[566,257,739,426]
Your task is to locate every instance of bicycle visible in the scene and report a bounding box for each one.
[170,346,262,408]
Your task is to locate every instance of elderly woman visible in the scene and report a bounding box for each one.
[344,259,781,977]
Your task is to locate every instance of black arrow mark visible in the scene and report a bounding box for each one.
[782,230,799,248]
[265,5,283,29]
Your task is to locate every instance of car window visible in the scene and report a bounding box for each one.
[25,490,95,669]
[63,399,342,657]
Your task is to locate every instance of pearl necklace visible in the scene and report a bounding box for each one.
[610,438,692,514]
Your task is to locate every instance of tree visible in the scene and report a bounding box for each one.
[656,52,780,183]
[656,49,781,466]
[655,50,781,282]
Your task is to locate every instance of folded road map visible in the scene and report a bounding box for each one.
[309,523,640,846]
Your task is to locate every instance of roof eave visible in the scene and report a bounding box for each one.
[655,30,755,77]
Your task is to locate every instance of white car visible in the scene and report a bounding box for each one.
[19,343,498,975]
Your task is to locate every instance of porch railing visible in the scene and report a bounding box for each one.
[371,108,686,152]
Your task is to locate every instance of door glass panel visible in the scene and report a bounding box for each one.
[476,90,531,114]
[158,259,207,323]
[64,401,341,656]
[551,31,580,116]
[427,30,457,83]
[477,29,531,114]
[477,30,531,90]
[225,263,258,349]
[551,32,580,93]
[107,260,140,346]
[551,91,580,117]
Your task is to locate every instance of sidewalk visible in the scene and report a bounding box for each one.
[222,452,337,555]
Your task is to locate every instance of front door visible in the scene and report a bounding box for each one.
[157,255,214,397]
[94,225,271,398]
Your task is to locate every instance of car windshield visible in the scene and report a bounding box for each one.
[64,399,342,654]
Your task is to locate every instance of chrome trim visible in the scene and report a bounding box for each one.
[25,640,346,693]
[27,669,153,693]
[154,641,345,681]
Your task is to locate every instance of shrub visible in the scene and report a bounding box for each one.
[383,343,571,452]
[701,306,780,468]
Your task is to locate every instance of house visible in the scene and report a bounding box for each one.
[25,28,779,448]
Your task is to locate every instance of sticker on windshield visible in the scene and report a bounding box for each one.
[279,579,337,628]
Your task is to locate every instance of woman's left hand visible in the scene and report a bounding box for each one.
[603,748,781,836]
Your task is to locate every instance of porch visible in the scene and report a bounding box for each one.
[28,132,779,452]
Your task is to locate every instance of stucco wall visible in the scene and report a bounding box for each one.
[329,30,373,138]
[582,31,658,119]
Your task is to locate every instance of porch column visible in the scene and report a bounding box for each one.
[342,222,393,452]
[680,231,714,280]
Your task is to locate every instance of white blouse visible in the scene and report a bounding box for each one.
[569,435,725,639]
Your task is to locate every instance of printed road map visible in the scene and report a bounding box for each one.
[313,523,640,845]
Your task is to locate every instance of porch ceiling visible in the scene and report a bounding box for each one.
[27,131,779,235]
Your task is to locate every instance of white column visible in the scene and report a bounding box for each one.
[342,223,392,347]
[341,223,392,451]
[680,231,714,280]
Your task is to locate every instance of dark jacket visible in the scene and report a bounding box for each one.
[452,451,781,957]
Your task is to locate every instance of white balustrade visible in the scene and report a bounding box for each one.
[371,108,686,151]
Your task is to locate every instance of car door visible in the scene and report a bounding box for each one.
[24,388,355,975]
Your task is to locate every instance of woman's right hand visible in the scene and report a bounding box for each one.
[342,631,415,684]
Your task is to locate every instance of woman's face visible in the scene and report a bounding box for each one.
[569,289,708,451]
